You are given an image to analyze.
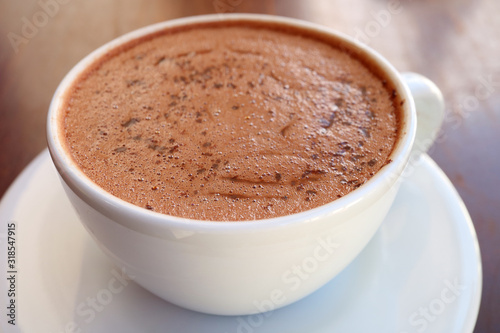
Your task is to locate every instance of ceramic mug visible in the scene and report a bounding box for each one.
[47,14,444,316]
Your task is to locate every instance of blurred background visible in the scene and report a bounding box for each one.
[0,0,498,331]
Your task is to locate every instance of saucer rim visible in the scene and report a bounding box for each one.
[0,149,482,333]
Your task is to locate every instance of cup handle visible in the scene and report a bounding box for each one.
[401,72,445,156]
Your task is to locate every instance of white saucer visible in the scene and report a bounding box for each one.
[0,150,481,333]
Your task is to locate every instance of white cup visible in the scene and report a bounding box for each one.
[47,14,444,316]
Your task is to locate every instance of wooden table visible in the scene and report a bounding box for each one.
[1,0,498,331]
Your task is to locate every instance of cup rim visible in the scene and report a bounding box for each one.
[47,13,415,232]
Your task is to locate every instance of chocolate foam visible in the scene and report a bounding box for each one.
[63,22,400,221]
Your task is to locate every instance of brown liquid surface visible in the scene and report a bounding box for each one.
[63,22,400,221]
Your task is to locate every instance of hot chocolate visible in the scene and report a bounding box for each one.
[62,21,401,221]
